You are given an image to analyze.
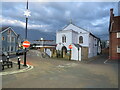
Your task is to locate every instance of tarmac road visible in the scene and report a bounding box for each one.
[2,50,118,88]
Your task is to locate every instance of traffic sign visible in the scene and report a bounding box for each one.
[69,45,72,49]
[23,41,30,48]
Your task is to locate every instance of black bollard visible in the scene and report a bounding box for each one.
[0,60,3,70]
[18,59,21,69]
[18,57,20,65]
[69,49,71,60]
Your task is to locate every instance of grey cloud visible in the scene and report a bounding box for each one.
[1,2,119,40]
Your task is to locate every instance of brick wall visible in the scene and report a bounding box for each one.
[109,32,120,60]
[109,9,120,60]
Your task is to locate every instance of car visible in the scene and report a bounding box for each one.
[16,49,24,55]
[2,52,8,56]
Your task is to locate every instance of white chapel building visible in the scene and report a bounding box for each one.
[56,22,102,61]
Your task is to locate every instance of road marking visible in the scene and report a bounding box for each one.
[104,59,108,64]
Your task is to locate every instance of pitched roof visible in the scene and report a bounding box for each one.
[0,26,9,32]
[73,44,82,48]
[34,40,54,41]
[90,33,100,40]
[0,26,18,36]
[63,23,89,33]
[109,8,120,32]
[62,23,100,39]
[112,16,120,32]
[57,29,78,34]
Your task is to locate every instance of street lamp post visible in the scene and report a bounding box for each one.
[23,0,31,66]
[41,38,44,47]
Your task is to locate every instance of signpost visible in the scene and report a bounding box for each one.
[22,40,30,66]
[78,47,79,61]
[69,45,72,60]
[69,45,72,49]
[23,41,30,48]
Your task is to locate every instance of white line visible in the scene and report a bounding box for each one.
[104,59,108,64]
[23,43,30,45]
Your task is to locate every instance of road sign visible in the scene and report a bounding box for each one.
[23,41,30,48]
[69,45,72,49]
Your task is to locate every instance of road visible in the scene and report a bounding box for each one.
[2,50,118,88]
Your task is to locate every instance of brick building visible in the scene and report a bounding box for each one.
[109,8,120,60]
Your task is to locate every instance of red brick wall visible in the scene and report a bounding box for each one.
[112,17,120,32]
[109,9,120,60]
[109,32,120,60]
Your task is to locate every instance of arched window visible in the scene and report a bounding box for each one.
[62,35,66,43]
[79,36,83,43]
[2,37,5,40]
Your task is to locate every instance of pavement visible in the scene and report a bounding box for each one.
[0,62,33,76]
[1,50,119,88]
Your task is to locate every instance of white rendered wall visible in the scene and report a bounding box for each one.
[72,32,78,44]
[45,49,52,57]
[78,33,89,47]
[56,31,74,50]
[63,24,87,33]
[89,35,94,57]
[98,40,101,54]
[93,38,98,56]
[56,23,100,59]
[88,35,98,58]
[71,45,81,61]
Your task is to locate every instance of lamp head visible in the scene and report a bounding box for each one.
[24,9,31,17]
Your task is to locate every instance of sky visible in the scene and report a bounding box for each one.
[1,1,119,40]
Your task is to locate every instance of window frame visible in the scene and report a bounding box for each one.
[7,35,10,42]
[117,45,120,53]
[79,36,83,43]
[8,46,9,51]
[8,30,11,34]
[12,37,15,42]
[11,46,14,51]
[117,32,120,38]
[62,35,66,43]
[2,36,5,40]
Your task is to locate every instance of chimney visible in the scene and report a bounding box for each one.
[110,8,114,22]
[110,8,114,16]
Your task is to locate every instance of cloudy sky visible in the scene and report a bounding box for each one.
[1,1,119,40]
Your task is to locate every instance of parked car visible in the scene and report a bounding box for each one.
[2,52,8,56]
[16,49,24,55]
